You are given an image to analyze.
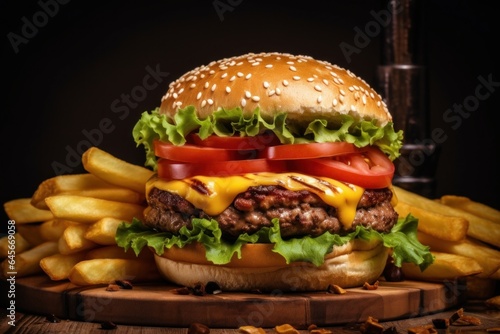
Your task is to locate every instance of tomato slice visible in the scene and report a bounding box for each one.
[289,147,395,188]
[157,158,288,180]
[263,142,359,160]
[187,132,280,150]
[154,140,258,162]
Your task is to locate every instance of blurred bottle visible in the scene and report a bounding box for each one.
[377,0,440,198]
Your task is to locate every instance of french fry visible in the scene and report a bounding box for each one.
[31,173,145,210]
[82,146,154,194]
[439,195,500,224]
[39,219,76,241]
[58,224,98,255]
[45,195,144,223]
[85,245,155,261]
[417,232,500,278]
[68,258,161,285]
[16,223,45,246]
[490,268,500,280]
[394,186,500,248]
[395,201,468,242]
[0,233,31,258]
[84,217,124,245]
[1,241,58,278]
[401,251,483,281]
[3,198,53,223]
[40,251,87,281]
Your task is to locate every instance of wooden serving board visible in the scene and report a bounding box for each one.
[10,275,462,328]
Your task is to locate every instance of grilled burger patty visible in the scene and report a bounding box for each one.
[144,186,398,240]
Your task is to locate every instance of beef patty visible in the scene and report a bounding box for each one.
[144,186,398,240]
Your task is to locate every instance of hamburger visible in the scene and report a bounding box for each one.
[116,52,433,291]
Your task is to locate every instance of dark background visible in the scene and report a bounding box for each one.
[1,0,499,233]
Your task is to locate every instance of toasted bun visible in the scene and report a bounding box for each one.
[154,239,388,291]
[160,52,391,126]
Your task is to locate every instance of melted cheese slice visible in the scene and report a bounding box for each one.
[147,173,364,229]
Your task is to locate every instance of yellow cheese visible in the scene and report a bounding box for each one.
[147,173,364,229]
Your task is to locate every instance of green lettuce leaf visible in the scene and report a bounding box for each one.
[116,214,433,270]
[132,106,403,170]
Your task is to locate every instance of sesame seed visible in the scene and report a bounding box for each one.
[339,95,345,104]
[289,66,297,72]
[265,64,273,68]
[333,78,340,85]
[221,73,228,78]
[275,88,281,95]
[173,93,178,99]
[207,99,214,105]
[370,92,375,99]
[377,101,381,107]
[307,78,314,82]
[252,62,260,66]
[362,95,367,105]
[330,71,338,77]
[252,96,260,102]
[189,83,196,88]
[333,98,338,106]
[201,100,207,107]
[196,92,202,100]
[282,80,289,86]
[263,81,270,88]
[317,96,322,103]
[209,70,215,75]
[245,91,251,98]
[204,82,209,89]
[230,76,236,82]
[268,89,276,96]
[176,101,182,106]
[351,105,357,111]
[211,84,217,92]
[237,72,244,77]
[353,85,360,91]
[340,89,346,96]
[314,85,322,92]
[348,86,355,92]
[241,98,247,107]
[200,74,206,79]
[225,86,231,93]
[245,73,252,79]
[293,76,301,81]
[286,61,294,65]
[322,79,329,86]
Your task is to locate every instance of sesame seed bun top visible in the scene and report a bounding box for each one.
[160,52,392,126]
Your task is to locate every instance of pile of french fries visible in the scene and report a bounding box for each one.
[1,147,160,285]
[1,146,500,298]
[394,186,500,298]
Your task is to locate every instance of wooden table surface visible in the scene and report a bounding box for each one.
[1,300,499,333]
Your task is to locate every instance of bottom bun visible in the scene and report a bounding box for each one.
[154,239,389,291]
